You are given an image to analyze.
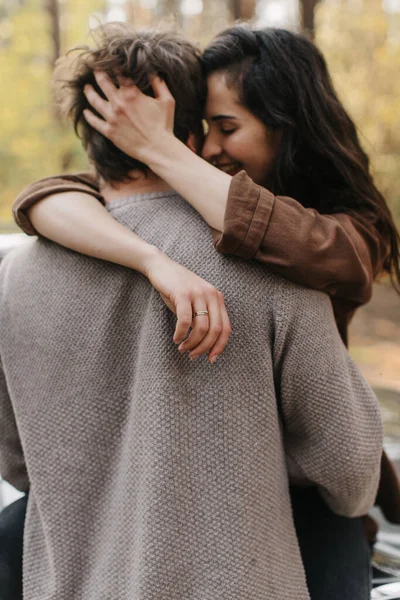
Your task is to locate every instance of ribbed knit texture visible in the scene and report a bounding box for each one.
[0,191,382,600]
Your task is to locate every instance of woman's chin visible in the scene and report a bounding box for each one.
[214,162,244,177]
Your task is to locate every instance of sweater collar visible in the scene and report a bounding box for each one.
[105,190,180,212]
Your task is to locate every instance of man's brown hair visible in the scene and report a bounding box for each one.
[53,23,206,182]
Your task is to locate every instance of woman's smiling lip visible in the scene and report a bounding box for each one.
[215,161,242,173]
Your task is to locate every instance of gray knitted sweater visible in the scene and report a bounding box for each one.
[0,191,382,600]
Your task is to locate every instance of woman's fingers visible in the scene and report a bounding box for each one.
[95,70,143,108]
[84,73,141,124]
[81,70,174,161]
[132,247,231,362]
[173,296,193,345]
[177,286,230,359]
[208,293,232,363]
[149,75,175,130]
[150,75,173,101]
[93,71,119,102]
[178,301,210,354]
[83,109,109,136]
[83,84,113,121]
[187,292,225,360]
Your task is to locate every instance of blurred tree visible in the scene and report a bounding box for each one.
[45,0,62,123]
[45,0,61,68]
[300,0,320,38]
[156,0,182,24]
[229,0,256,20]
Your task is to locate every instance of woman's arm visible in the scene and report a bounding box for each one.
[28,191,163,275]
[13,172,102,235]
[143,133,229,232]
[13,180,231,362]
[15,175,162,275]
[83,73,387,307]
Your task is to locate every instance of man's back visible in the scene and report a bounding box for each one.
[0,191,382,600]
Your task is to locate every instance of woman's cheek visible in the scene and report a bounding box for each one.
[226,134,251,162]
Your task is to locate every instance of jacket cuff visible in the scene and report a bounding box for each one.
[214,170,275,259]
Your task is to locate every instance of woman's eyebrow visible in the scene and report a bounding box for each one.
[210,115,238,121]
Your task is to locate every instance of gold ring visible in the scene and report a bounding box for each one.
[193,310,209,318]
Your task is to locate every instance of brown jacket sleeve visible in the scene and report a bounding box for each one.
[213,171,388,307]
[13,172,103,236]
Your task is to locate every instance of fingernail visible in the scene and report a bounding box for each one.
[210,356,217,364]
[189,354,198,361]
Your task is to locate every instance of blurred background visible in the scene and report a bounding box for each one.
[1,0,399,230]
[0,0,399,511]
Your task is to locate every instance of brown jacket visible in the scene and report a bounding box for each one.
[13,169,400,528]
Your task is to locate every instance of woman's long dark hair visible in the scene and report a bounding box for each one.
[202,26,400,290]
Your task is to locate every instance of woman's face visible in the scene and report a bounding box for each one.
[202,72,279,185]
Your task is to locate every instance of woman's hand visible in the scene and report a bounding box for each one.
[83,72,174,163]
[83,70,230,233]
[143,251,231,364]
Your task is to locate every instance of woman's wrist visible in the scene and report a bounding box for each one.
[140,133,230,232]
[137,244,169,279]
[140,132,183,172]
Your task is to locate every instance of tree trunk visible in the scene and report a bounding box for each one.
[44,0,61,121]
[300,0,320,40]
[44,0,64,129]
[44,0,61,68]
[230,0,256,21]
[158,0,183,26]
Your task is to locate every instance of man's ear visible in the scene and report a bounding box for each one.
[187,132,203,154]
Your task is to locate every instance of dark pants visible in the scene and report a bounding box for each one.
[0,495,27,600]
[0,490,370,600]
[291,486,371,600]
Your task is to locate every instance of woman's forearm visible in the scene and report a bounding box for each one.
[134,135,230,232]
[28,190,233,359]
[28,192,162,276]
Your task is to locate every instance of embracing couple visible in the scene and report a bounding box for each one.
[1,21,400,600]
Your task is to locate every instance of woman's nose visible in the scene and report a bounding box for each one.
[201,133,222,162]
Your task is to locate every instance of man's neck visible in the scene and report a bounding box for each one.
[101,170,173,204]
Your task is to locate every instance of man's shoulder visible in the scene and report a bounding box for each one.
[0,233,31,261]
[0,236,36,272]
[0,235,61,265]
[0,235,108,293]
[271,274,335,339]
[273,274,332,306]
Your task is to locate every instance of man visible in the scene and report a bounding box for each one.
[0,23,383,600]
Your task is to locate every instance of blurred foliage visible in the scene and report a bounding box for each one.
[316,0,400,223]
[0,0,106,228]
[0,0,399,230]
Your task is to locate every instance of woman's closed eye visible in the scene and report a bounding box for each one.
[220,127,236,135]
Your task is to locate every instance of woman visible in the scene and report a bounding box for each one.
[13,26,400,598]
